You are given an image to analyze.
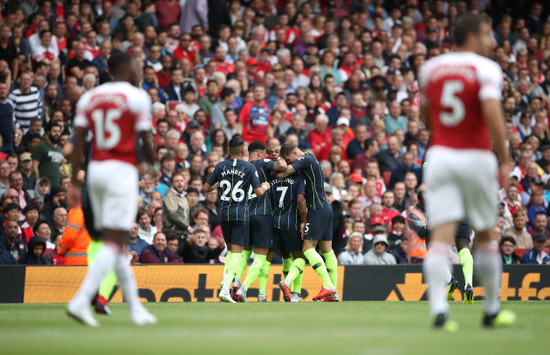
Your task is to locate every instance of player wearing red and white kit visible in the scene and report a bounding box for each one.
[68,52,157,327]
[419,14,515,330]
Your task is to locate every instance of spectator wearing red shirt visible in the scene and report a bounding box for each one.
[308,114,332,159]
[352,138,380,173]
[140,232,183,264]
[156,54,173,89]
[173,33,199,65]
[318,126,348,161]
[256,48,272,74]
[338,52,358,83]
[213,46,235,75]
[238,85,272,143]
[381,191,400,226]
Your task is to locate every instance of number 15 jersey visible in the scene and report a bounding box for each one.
[74,82,152,166]
[419,52,502,151]
[206,158,261,222]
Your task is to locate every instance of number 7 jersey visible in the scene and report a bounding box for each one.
[419,52,502,151]
[73,82,152,166]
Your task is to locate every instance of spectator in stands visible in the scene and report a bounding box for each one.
[0,161,9,197]
[180,227,222,263]
[164,67,186,101]
[33,219,54,250]
[522,234,550,264]
[31,123,63,188]
[129,222,149,263]
[238,84,272,143]
[20,204,39,242]
[346,123,369,161]
[391,150,422,186]
[338,232,364,265]
[364,231,396,265]
[0,219,26,262]
[198,80,220,115]
[8,71,43,131]
[51,206,67,237]
[200,189,220,229]
[210,87,235,131]
[18,236,46,265]
[9,170,29,210]
[137,208,157,245]
[140,232,183,264]
[391,236,409,264]
[2,202,21,231]
[500,236,522,265]
[40,186,65,221]
[504,208,534,249]
[159,153,176,187]
[18,153,35,192]
[0,247,16,264]
[527,188,547,229]
[162,174,191,238]
[375,136,402,174]
[0,81,14,153]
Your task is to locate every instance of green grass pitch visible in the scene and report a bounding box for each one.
[0,301,548,354]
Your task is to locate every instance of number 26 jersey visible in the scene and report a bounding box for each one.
[419,52,502,151]
[206,158,261,222]
[73,82,152,166]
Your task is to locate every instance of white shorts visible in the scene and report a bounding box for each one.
[87,160,139,231]
[424,147,498,231]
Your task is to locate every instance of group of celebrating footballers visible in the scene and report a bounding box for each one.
[204,137,339,304]
[66,12,517,331]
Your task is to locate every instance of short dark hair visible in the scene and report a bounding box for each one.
[392,215,406,226]
[186,187,200,196]
[228,135,244,155]
[33,219,50,235]
[453,14,491,47]
[47,122,62,132]
[5,203,21,212]
[23,204,39,215]
[248,141,266,153]
[500,236,516,246]
[364,138,376,151]
[220,87,235,100]
[108,52,133,76]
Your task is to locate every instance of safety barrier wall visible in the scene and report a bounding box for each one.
[0,265,548,303]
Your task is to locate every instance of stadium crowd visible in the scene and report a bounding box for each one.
[0,0,550,267]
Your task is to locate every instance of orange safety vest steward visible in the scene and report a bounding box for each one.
[56,204,91,265]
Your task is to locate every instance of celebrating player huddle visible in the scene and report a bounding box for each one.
[203,137,339,303]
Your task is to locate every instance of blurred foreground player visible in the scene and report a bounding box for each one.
[420,14,515,330]
[67,52,157,327]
